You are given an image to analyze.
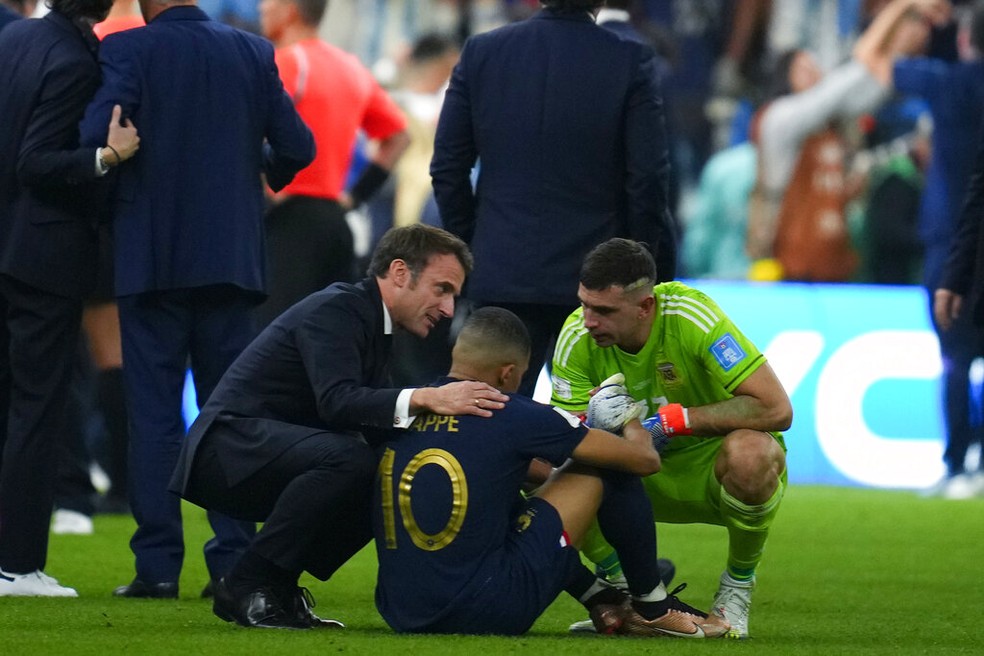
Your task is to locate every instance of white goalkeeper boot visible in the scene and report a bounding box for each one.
[709,572,754,639]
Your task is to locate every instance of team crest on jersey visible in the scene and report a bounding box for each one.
[514,507,537,534]
[657,362,680,385]
[709,333,746,371]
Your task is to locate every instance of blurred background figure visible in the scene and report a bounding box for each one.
[856,0,984,497]
[933,110,984,498]
[256,0,409,328]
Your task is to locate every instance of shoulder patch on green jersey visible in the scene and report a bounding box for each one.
[709,332,746,371]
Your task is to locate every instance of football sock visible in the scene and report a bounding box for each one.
[596,472,661,596]
[630,583,674,620]
[565,563,602,601]
[579,580,626,610]
[719,475,784,578]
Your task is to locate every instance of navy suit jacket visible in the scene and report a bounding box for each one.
[0,5,21,32]
[0,12,106,299]
[79,5,314,297]
[170,278,398,495]
[431,9,676,306]
[942,117,984,325]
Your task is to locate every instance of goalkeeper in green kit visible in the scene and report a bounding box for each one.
[551,238,793,639]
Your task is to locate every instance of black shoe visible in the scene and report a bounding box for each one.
[212,578,295,629]
[657,558,676,587]
[113,579,178,599]
[201,579,216,599]
[283,586,344,629]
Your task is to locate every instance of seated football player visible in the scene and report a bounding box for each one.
[371,306,728,637]
[551,238,793,639]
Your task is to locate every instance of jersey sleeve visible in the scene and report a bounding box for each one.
[273,46,300,100]
[549,314,598,413]
[685,288,765,393]
[509,400,589,466]
[360,82,407,140]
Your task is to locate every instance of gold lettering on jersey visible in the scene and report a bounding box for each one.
[378,448,398,549]
[416,414,460,433]
[399,448,468,551]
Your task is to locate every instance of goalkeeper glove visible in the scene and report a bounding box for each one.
[641,403,691,453]
[586,373,644,433]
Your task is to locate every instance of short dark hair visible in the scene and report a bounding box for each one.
[455,306,531,364]
[579,238,656,291]
[48,0,112,20]
[409,33,459,64]
[368,224,473,281]
[541,0,603,12]
[291,0,326,28]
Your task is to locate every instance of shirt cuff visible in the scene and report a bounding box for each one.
[393,388,415,428]
[95,149,109,177]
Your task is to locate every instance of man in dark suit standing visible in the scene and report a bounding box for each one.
[79,0,314,599]
[431,0,676,398]
[934,113,984,495]
[0,0,139,597]
[170,224,510,629]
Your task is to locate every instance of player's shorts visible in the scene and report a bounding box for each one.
[423,496,583,635]
[643,433,787,526]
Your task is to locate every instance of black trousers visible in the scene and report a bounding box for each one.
[186,426,378,581]
[0,274,82,573]
[257,196,355,328]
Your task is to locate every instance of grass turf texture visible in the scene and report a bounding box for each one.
[1,485,980,655]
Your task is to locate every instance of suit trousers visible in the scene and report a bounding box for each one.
[117,285,258,584]
[0,274,82,573]
[186,426,378,581]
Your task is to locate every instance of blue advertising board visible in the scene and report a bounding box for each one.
[187,282,960,490]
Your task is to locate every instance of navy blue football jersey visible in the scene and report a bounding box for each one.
[372,378,588,632]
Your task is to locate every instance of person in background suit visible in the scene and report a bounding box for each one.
[431,0,676,399]
[169,224,510,629]
[0,0,139,597]
[79,0,314,599]
[933,111,984,498]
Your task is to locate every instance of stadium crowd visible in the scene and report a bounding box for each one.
[0,0,982,641]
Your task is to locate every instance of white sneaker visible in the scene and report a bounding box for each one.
[941,473,984,500]
[51,509,94,535]
[0,570,78,597]
[709,572,753,639]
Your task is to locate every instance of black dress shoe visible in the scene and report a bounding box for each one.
[284,587,344,629]
[212,578,295,629]
[113,579,178,599]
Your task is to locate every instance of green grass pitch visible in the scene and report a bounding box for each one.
[1,485,980,655]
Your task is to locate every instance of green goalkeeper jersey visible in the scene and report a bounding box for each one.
[551,281,767,452]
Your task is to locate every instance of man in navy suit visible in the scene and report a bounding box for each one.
[431,0,677,399]
[0,0,139,597]
[79,0,314,599]
[170,225,510,629]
